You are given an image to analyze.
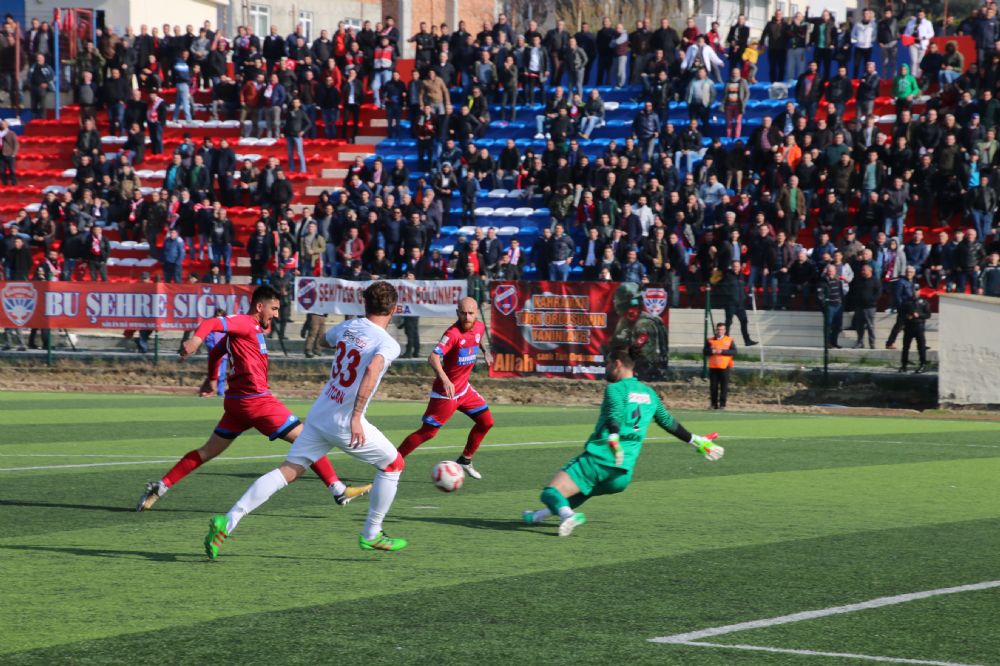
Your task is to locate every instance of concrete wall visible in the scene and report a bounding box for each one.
[381,307,939,359]
[667,308,938,349]
[25,0,223,33]
[235,0,383,36]
[938,294,1000,406]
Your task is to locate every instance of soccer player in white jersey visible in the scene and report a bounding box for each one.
[204,281,409,557]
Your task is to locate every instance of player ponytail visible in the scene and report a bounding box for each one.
[363,281,399,316]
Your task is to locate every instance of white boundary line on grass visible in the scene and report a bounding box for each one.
[3,433,998,471]
[670,642,983,666]
[0,437,599,472]
[651,579,1000,666]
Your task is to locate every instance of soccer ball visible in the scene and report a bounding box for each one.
[432,461,464,492]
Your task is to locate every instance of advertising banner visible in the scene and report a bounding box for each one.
[294,277,466,317]
[0,282,252,330]
[488,281,669,380]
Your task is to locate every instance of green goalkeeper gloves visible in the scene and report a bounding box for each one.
[691,432,724,461]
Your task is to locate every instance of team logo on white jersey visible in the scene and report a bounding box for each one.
[2,283,37,327]
[493,284,518,316]
[642,288,667,317]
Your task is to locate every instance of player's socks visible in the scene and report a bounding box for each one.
[161,450,204,487]
[540,486,571,518]
[522,508,552,524]
[461,410,494,459]
[361,469,400,541]
[308,456,340,487]
[225,468,288,533]
[397,424,437,458]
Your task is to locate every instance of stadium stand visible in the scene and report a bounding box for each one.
[2,8,1000,314]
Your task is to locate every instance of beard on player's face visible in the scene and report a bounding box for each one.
[254,299,280,329]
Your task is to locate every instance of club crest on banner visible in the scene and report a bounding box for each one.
[642,288,667,317]
[493,284,518,316]
[296,278,318,310]
[2,283,37,327]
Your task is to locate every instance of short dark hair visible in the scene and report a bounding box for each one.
[363,281,398,316]
[607,344,636,368]
[251,284,281,306]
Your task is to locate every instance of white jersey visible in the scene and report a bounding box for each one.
[306,318,400,433]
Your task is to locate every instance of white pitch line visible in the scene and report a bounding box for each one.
[672,641,985,666]
[0,438,598,472]
[651,580,1000,645]
[0,454,289,472]
[4,433,996,471]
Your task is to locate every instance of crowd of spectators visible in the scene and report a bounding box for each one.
[3,5,1000,328]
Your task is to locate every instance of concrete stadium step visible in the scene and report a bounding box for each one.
[304,182,348,196]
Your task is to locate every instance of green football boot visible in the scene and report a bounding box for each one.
[558,512,586,537]
[204,515,229,560]
[359,532,408,552]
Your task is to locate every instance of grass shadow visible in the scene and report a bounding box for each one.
[396,514,550,535]
[0,498,196,514]
[0,543,198,562]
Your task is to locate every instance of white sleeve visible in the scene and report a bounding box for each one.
[377,335,401,365]
[325,322,343,347]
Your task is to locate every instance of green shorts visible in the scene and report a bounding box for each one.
[562,452,633,497]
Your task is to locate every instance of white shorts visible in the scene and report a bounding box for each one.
[286,419,397,470]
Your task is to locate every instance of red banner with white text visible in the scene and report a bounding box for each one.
[0,282,253,330]
[488,281,669,381]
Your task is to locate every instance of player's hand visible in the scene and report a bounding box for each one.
[442,378,456,399]
[349,414,366,448]
[198,378,217,397]
[484,349,494,366]
[179,337,200,359]
[691,432,724,462]
[608,433,624,466]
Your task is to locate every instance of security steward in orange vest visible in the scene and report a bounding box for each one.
[703,322,736,409]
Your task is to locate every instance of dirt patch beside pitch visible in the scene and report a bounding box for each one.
[1,359,989,418]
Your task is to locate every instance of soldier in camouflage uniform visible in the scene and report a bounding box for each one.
[607,282,668,380]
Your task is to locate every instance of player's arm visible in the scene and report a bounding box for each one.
[654,397,724,461]
[180,316,227,358]
[199,340,227,396]
[601,385,627,466]
[481,335,494,367]
[429,330,457,398]
[349,354,386,448]
[428,351,456,399]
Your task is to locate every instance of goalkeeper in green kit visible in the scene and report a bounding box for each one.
[522,346,724,536]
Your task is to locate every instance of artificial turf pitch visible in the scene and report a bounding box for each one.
[0,391,998,665]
